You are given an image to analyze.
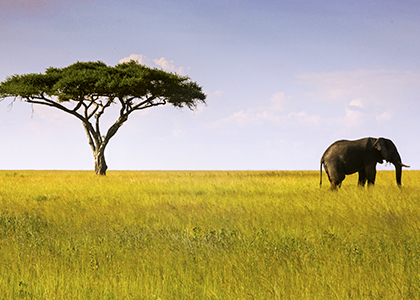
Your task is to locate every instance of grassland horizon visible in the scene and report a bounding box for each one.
[0,170,419,299]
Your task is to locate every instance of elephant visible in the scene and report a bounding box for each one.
[320,137,409,190]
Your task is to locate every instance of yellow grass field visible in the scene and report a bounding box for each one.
[0,170,419,299]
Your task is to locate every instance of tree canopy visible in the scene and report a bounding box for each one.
[0,61,206,174]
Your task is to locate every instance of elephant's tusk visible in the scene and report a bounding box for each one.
[396,161,410,168]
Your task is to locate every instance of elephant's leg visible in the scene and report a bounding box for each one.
[330,182,339,190]
[366,165,377,186]
[326,173,339,190]
[358,170,367,187]
[328,165,345,190]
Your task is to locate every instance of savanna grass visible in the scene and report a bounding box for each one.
[0,170,419,299]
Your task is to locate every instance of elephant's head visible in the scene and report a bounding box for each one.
[374,138,410,186]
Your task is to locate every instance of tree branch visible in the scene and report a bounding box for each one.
[28,96,79,117]
[101,114,128,151]
[6,97,18,112]
[80,98,99,121]
[72,100,83,113]
[95,97,114,138]
[82,122,97,152]
[27,95,102,151]
[118,97,127,116]
[129,95,168,112]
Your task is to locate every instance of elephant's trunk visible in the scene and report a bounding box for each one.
[395,163,402,187]
[389,148,410,187]
[392,159,409,187]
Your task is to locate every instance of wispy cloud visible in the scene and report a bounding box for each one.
[297,69,420,127]
[214,92,286,126]
[376,111,392,122]
[343,108,364,127]
[216,69,420,131]
[214,92,320,127]
[119,54,151,65]
[153,57,189,74]
[119,54,189,74]
[287,111,321,125]
[348,99,365,110]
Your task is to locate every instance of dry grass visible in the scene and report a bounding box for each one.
[0,170,419,299]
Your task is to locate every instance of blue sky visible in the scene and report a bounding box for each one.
[0,0,419,171]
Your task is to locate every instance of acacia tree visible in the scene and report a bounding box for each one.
[0,61,206,175]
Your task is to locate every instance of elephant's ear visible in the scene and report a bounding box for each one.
[374,138,389,161]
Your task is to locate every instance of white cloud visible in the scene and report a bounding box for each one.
[343,109,364,127]
[376,111,392,122]
[153,57,189,74]
[327,88,344,100]
[203,89,223,101]
[192,105,206,115]
[119,54,189,74]
[348,99,365,109]
[269,92,286,112]
[215,92,288,126]
[214,92,320,127]
[213,110,252,127]
[213,90,223,98]
[288,111,321,125]
[297,69,420,129]
[173,128,185,137]
[119,54,151,65]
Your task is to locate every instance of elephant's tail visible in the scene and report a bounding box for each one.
[320,159,324,188]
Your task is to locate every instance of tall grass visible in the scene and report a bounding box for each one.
[0,170,419,299]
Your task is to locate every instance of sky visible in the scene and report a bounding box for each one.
[0,0,419,172]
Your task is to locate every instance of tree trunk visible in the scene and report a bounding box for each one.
[94,149,108,175]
